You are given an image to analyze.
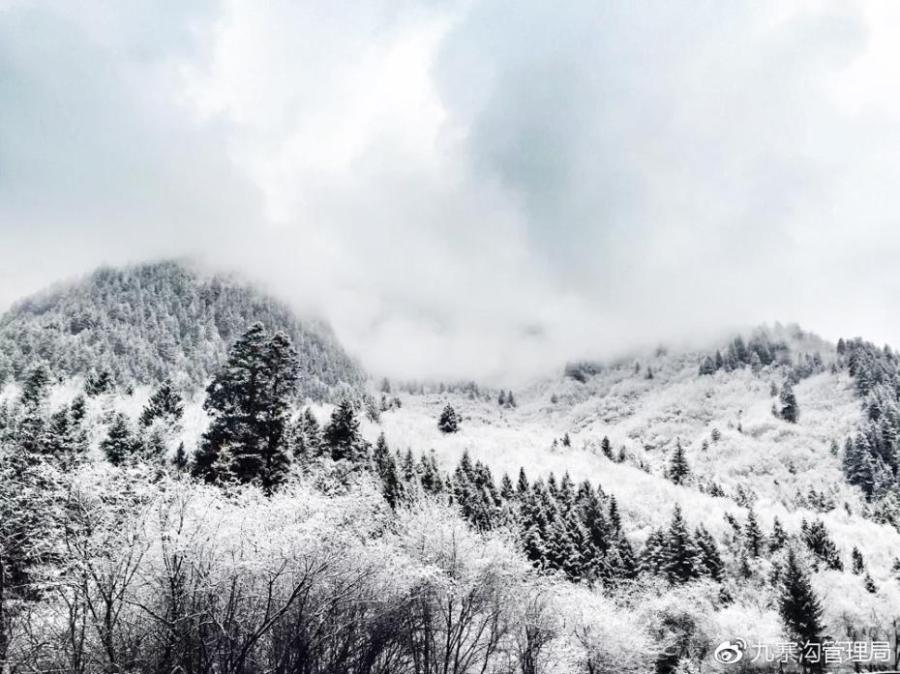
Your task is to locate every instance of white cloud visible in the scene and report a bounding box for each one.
[2,0,900,380]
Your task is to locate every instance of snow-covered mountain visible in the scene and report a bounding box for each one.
[0,260,365,400]
[4,265,900,673]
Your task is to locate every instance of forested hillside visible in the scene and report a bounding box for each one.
[4,290,900,672]
[0,261,364,399]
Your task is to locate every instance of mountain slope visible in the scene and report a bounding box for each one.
[367,325,900,593]
[0,260,365,399]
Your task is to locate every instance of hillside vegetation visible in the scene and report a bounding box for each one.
[0,261,364,400]
[3,278,900,673]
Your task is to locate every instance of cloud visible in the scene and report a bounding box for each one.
[1,0,900,380]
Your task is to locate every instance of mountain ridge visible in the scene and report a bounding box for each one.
[0,260,365,400]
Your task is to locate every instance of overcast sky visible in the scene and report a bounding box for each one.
[2,1,900,379]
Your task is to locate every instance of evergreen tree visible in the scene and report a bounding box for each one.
[140,380,184,427]
[294,407,323,458]
[698,356,716,376]
[663,506,700,584]
[17,364,51,453]
[614,534,639,580]
[745,509,763,557]
[600,436,613,460]
[668,441,690,485]
[419,451,443,495]
[864,572,878,594]
[770,516,788,553]
[851,546,865,575]
[780,380,799,423]
[172,442,188,470]
[377,444,404,509]
[323,400,364,462]
[438,404,460,433]
[193,323,299,492]
[608,496,622,533]
[640,529,668,576]
[499,473,515,500]
[84,369,113,396]
[801,519,843,571]
[694,526,724,581]
[498,390,506,406]
[516,467,530,497]
[779,548,825,673]
[101,412,139,466]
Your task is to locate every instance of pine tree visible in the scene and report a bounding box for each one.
[745,509,763,557]
[608,496,621,533]
[600,436,614,460]
[323,399,363,462]
[172,442,188,470]
[516,467,530,497]
[770,516,788,553]
[780,380,799,423]
[699,356,716,376]
[668,441,690,485]
[295,407,323,458]
[614,534,638,580]
[801,520,844,571]
[380,452,404,508]
[779,548,825,673]
[438,404,460,433]
[851,546,865,575]
[663,506,699,584]
[864,572,878,594]
[17,364,51,453]
[499,473,515,500]
[140,379,184,427]
[102,412,139,466]
[498,390,507,406]
[694,526,724,581]
[84,369,113,396]
[580,486,610,556]
[640,529,668,576]
[193,323,299,492]
[562,432,571,447]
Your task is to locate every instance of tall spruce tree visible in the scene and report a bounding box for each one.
[745,509,763,557]
[694,526,724,581]
[663,506,700,584]
[102,412,140,466]
[323,399,363,461]
[438,404,460,433]
[193,323,299,492]
[779,548,825,673]
[668,441,690,485]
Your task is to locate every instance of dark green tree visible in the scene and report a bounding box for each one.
[851,546,865,575]
[668,441,690,485]
[102,412,140,466]
[600,436,613,460]
[779,548,825,673]
[323,399,364,461]
[140,380,184,427]
[780,380,799,423]
[438,404,460,433]
[694,526,724,581]
[663,506,699,584]
[193,323,299,492]
[745,509,763,557]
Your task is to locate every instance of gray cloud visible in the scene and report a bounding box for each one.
[1,0,899,380]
